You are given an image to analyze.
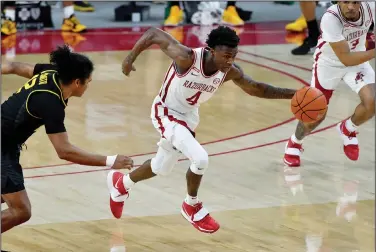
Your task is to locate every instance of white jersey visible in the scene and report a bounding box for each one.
[314,1,375,67]
[157,47,227,114]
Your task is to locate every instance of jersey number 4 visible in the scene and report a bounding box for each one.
[186,91,202,105]
[350,38,360,50]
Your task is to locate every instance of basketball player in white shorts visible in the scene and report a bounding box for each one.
[284,1,375,167]
[106,26,297,234]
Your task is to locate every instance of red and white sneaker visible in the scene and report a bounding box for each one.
[107,170,129,219]
[336,120,359,161]
[283,138,303,167]
[181,201,219,234]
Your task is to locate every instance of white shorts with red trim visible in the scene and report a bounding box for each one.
[150,96,199,140]
[311,58,375,104]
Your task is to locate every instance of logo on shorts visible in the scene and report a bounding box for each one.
[355,72,364,84]
[213,78,220,85]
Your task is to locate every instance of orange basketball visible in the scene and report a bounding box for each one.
[291,87,328,123]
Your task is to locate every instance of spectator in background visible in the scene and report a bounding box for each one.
[286,1,320,55]
[1,1,87,36]
[164,1,245,26]
[222,1,244,26]
[73,1,95,12]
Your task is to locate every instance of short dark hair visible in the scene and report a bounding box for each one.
[206,26,240,49]
[49,44,94,85]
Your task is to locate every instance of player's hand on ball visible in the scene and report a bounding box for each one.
[122,56,136,77]
[112,155,134,170]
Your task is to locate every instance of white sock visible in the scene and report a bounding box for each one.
[291,134,303,144]
[185,194,199,206]
[345,118,358,132]
[122,174,135,190]
[63,5,74,18]
[5,9,16,21]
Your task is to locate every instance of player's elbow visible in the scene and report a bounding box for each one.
[55,145,73,161]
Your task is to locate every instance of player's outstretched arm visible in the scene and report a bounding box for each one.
[122,27,194,76]
[227,63,296,99]
[29,92,134,170]
[1,61,35,79]
[48,133,133,170]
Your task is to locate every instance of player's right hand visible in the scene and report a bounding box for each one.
[111,155,134,170]
[122,56,136,77]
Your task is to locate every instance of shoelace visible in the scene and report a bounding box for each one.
[341,123,359,140]
[290,141,304,153]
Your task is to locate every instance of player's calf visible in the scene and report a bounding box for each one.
[1,190,32,233]
[337,84,375,161]
[284,114,327,167]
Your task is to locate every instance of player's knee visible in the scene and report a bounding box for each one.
[17,207,31,224]
[11,204,31,225]
[189,148,209,175]
[151,139,180,176]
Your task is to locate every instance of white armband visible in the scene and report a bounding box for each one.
[106,155,118,167]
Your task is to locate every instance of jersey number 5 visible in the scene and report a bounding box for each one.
[350,38,360,50]
[186,91,202,105]
[16,73,48,94]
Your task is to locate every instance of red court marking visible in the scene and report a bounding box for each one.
[24,121,338,179]
[24,55,310,170]
[238,50,313,72]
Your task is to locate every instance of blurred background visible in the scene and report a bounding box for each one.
[1,1,374,58]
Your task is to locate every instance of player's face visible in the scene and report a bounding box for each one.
[339,1,361,21]
[73,75,92,97]
[211,46,238,73]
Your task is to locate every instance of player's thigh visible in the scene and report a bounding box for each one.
[170,123,208,169]
[311,63,344,104]
[343,62,375,96]
[2,189,31,213]
[1,148,25,195]
[151,138,181,176]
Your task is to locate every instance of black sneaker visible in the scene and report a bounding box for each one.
[291,37,318,55]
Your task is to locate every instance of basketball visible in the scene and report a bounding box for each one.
[291,87,328,123]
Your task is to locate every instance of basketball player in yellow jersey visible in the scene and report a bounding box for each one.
[1,45,133,234]
[107,26,297,234]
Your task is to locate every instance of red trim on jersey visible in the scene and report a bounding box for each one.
[200,48,219,78]
[154,102,166,137]
[313,52,333,104]
[365,2,373,25]
[175,49,197,78]
[317,41,326,50]
[163,106,193,132]
[218,71,228,88]
[326,10,343,25]
[337,4,364,27]
[153,102,194,137]
[159,64,174,97]
[161,69,176,103]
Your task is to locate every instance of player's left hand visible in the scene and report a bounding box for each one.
[122,56,136,77]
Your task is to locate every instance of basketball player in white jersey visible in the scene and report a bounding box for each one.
[284,1,375,167]
[107,26,296,233]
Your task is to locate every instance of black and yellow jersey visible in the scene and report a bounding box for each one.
[2,64,68,148]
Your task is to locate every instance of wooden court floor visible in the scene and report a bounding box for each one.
[1,43,375,251]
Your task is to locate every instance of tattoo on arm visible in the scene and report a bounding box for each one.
[234,73,296,99]
[127,29,156,62]
[1,62,35,79]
